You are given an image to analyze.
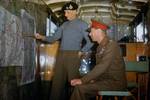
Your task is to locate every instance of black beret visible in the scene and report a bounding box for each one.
[62,2,78,11]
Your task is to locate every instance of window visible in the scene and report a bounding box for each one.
[46,17,57,36]
[135,22,147,42]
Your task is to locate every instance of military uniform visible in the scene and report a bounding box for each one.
[70,36,127,100]
[47,2,93,100]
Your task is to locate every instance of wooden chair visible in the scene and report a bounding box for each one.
[125,61,149,100]
[97,61,149,100]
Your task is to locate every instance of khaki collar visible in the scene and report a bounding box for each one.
[99,36,109,47]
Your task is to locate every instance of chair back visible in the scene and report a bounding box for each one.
[125,61,149,72]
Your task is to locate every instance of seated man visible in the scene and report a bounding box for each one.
[70,20,127,100]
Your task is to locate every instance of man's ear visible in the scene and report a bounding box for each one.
[76,9,79,15]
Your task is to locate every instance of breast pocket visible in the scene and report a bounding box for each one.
[96,53,104,60]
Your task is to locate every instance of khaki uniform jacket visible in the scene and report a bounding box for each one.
[81,36,127,90]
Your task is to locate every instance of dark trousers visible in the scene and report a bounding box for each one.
[70,80,127,100]
[50,50,81,100]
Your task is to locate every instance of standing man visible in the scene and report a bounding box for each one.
[34,1,93,100]
[70,20,127,100]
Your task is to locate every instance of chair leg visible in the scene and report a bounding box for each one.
[96,96,102,100]
[123,96,137,100]
[117,96,123,100]
[96,96,99,100]
[97,96,137,100]
[102,96,115,100]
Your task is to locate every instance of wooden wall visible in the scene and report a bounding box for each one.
[39,41,59,81]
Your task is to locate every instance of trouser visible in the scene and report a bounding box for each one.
[50,50,81,100]
[70,80,127,100]
[69,83,99,100]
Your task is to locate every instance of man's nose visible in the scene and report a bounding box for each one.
[89,32,91,36]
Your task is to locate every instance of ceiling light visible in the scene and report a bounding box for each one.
[128,0,133,4]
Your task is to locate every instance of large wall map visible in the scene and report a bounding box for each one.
[0,6,24,66]
[20,9,36,85]
[0,6,36,85]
